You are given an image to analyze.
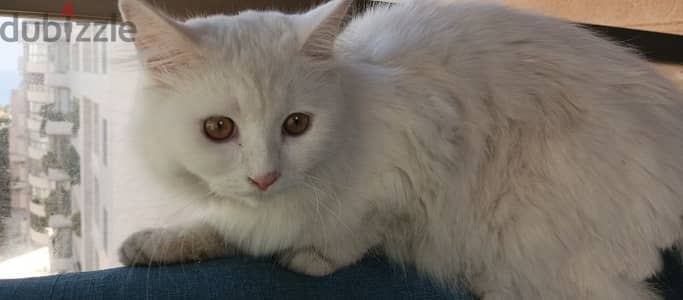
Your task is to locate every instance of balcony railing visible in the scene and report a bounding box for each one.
[45,71,70,87]
[30,199,47,217]
[24,61,49,74]
[11,181,29,190]
[27,118,42,132]
[30,226,49,245]
[45,121,74,136]
[28,144,48,160]
[28,173,51,190]
[48,168,70,182]
[26,90,50,103]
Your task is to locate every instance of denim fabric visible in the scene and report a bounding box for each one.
[0,256,473,300]
[1,250,681,300]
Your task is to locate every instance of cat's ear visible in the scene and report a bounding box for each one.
[118,0,200,78]
[297,0,353,60]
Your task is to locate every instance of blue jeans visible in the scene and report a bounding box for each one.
[0,256,474,300]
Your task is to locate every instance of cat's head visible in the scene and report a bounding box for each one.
[119,0,355,206]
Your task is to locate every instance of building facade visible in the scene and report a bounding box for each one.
[6,20,177,274]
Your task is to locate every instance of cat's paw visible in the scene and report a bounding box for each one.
[119,228,169,266]
[119,226,229,266]
[280,248,338,277]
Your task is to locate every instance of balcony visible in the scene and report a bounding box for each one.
[9,152,27,163]
[30,199,46,217]
[45,70,70,87]
[24,62,48,74]
[49,214,71,229]
[70,134,81,156]
[27,118,42,132]
[28,144,47,160]
[48,168,70,182]
[70,184,80,206]
[28,174,51,190]
[26,90,50,103]
[50,258,75,273]
[45,121,74,136]
[28,168,71,191]
[11,181,29,190]
[30,227,49,245]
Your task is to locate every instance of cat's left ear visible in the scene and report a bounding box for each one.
[296,0,353,60]
[119,0,201,80]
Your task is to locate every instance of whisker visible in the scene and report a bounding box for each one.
[299,180,354,235]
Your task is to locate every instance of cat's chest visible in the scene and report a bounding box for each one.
[204,201,312,256]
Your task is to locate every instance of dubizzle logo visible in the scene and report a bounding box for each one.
[61,0,75,18]
[0,0,136,43]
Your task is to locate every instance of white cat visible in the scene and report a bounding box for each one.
[117,0,683,299]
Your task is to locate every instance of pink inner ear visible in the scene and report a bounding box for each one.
[120,0,200,76]
[301,0,354,60]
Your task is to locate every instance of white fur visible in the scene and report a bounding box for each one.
[119,0,683,299]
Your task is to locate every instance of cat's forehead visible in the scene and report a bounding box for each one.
[180,57,297,124]
[187,12,302,60]
[185,68,293,120]
[178,12,323,121]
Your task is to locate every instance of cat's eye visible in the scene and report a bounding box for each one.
[203,116,236,142]
[283,113,312,136]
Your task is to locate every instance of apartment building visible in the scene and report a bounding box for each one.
[66,22,175,271]
[6,18,181,274]
[8,90,30,239]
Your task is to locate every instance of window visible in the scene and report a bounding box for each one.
[101,43,108,74]
[102,44,109,74]
[102,208,108,253]
[58,88,71,113]
[81,40,92,73]
[93,251,99,270]
[29,102,43,114]
[49,87,71,113]
[54,41,70,73]
[0,0,679,285]
[93,102,99,155]
[102,119,107,166]
[92,41,100,74]
[0,1,375,280]
[25,84,44,92]
[27,43,48,63]
[93,176,100,229]
[70,42,80,72]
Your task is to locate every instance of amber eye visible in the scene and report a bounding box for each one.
[283,113,312,136]
[203,116,236,142]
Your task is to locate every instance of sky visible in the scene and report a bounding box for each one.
[0,17,23,107]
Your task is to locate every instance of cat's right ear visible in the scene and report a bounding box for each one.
[296,0,353,60]
[118,0,201,81]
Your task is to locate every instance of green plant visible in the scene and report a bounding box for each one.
[40,146,80,184]
[41,151,59,172]
[66,99,80,134]
[38,103,66,136]
[37,101,80,135]
[71,212,81,237]
[63,144,80,184]
[30,214,48,233]
[45,187,70,217]
[0,126,10,240]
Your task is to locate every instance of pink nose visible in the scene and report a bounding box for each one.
[248,171,280,191]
